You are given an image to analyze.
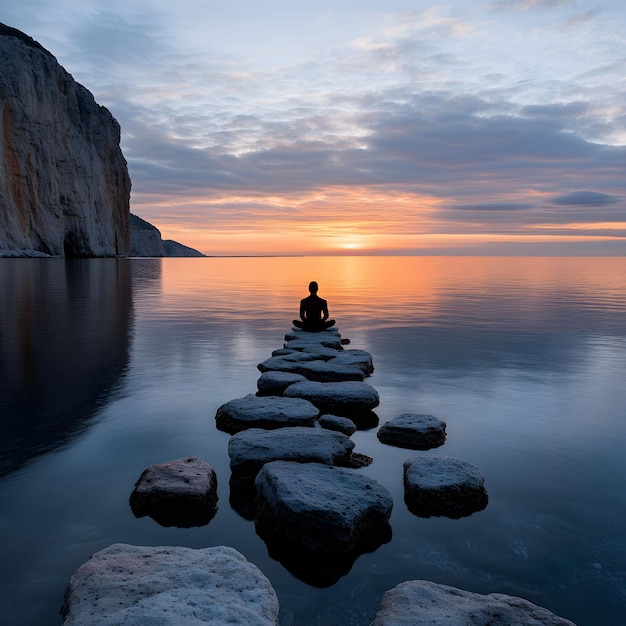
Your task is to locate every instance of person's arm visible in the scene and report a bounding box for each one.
[322,298,329,321]
[300,299,307,321]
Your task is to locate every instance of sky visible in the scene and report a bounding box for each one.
[2,0,626,255]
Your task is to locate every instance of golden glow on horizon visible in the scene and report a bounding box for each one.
[131,187,625,255]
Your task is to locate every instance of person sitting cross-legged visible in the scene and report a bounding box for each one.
[292,281,336,332]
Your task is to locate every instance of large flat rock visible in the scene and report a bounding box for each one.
[284,328,344,351]
[283,380,379,417]
[228,427,355,479]
[371,580,576,625]
[255,461,392,555]
[215,394,318,434]
[129,456,218,527]
[403,454,488,518]
[61,544,279,625]
[257,355,365,382]
[378,413,447,450]
[256,371,308,396]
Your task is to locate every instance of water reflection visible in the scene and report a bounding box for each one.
[0,259,133,477]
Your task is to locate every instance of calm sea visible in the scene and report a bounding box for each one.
[1,256,625,625]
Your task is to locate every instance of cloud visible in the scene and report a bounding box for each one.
[551,191,620,206]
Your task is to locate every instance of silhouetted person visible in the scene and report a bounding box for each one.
[293,281,336,332]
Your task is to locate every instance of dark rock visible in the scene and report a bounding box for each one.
[283,380,379,417]
[228,427,355,480]
[129,456,217,528]
[377,413,447,450]
[371,580,576,625]
[256,371,308,396]
[215,394,318,434]
[403,454,488,519]
[319,414,357,436]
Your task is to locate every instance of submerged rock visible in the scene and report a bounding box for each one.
[61,544,279,625]
[215,394,318,434]
[129,456,218,528]
[403,454,488,518]
[371,580,576,625]
[378,413,447,450]
[228,426,355,479]
[283,380,380,417]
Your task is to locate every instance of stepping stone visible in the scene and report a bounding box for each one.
[129,456,218,528]
[327,349,374,376]
[284,328,344,351]
[319,414,357,436]
[215,394,318,434]
[377,413,446,450]
[61,544,279,626]
[228,426,355,479]
[403,454,488,519]
[284,380,379,417]
[371,580,576,625]
[257,356,365,382]
[255,460,392,555]
[256,371,307,396]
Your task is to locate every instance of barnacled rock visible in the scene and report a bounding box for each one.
[61,544,279,625]
[403,454,488,518]
[378,413,447,450]
[215,394,318,434]
[129,456,217,527]
[371,580,576,626]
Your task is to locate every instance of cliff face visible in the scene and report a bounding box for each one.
[130,214,205,257]
[0,24,131,257]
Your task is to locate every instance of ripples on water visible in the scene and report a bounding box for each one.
[1,256,625,625]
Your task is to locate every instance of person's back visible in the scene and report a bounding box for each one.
[293,281,336,332]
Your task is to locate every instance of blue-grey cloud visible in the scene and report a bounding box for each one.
[551,191,620,206]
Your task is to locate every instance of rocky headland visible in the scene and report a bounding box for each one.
[0,23,204,258]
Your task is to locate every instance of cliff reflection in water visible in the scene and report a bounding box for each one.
[0,259,133,477]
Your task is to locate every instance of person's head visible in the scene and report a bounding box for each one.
[308,281,318,294]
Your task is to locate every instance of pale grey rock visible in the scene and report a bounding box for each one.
[129,456,217,527]
[0,24,130,257]
[215,394,318,434]
[378,413,447,450]
[255,461,393,554]
[257,371,308,396]
[228,426,355,479]
[61,543,279,626]
[371,580,576,626]
[284,380,379,417]
[403,454,488,518]
[319,414,357,436]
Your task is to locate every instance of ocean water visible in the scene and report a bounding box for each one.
[1,256,625,625]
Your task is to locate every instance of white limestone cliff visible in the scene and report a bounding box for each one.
[0,23,131,257]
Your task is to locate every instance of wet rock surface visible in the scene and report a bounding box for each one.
[129,456,218,528]
[283,380,380,417]
[61,544,279,625]
[215,394,319,434]
[256,371,308,396]
[403,454,488,518]
[319,414,357,436]
[377,413,447,450]
[371,580,576,625]
[255,460,392,553]
[228,426,355,479]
